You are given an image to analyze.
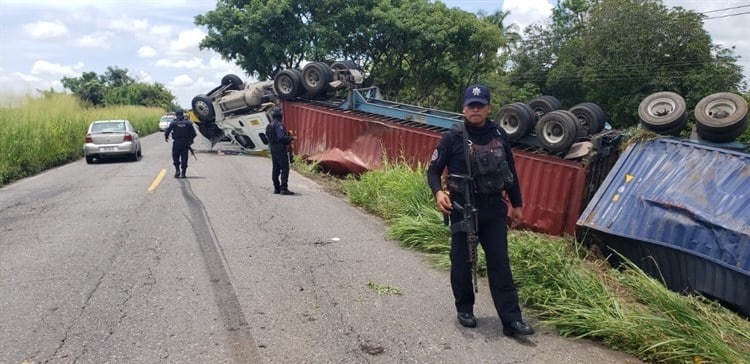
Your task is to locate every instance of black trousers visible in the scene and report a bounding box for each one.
[172,140,190,171]
[270,148,290,190]
[449,196,522,325]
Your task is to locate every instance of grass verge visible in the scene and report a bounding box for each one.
[295,158,750,364]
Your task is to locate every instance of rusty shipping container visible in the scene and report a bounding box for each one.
[577,138,750,316]
[283,101,619,236]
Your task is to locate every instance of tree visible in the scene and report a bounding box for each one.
[508,0,744,128]
[61,67,176,109]
[195,0,512,109]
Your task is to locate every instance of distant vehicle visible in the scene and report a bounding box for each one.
[159,114,175,131]
[83,119,142,164]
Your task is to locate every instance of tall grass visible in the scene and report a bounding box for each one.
[336,160,750,364]
[0,93,164,185]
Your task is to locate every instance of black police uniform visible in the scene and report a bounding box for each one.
[164,113,196,178]
[266,112,295,194]
[426,119,525,328]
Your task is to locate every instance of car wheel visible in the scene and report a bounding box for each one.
[192,94,216,122]
[302,62,332,97]
[221,74,244,91]
[494,102,536,141]
[694,92,749,142]
[528,95,562,119]
[535,110,580,153]
[86,155,94,164]
[569,102,606,135]
[638,91,687,132]
[274,69,304,100]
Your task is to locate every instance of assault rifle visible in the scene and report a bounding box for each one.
[445,173,480,293]
[188,146,197,160]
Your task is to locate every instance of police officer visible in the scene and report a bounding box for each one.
[164,109,196,178]
[426,84,534,337]
[266,106,295,195]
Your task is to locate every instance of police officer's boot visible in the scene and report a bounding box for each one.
[180,169,187,178]
[174,167,180,178]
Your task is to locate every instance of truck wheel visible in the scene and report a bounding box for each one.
[302,62,332,96]
[638,91,686,132]
[85,156,94,164]
[694,92,748,142]
[528,95,562,119]
[495,102,536,141]
[569,102,606,135]
[535,110,579,153]
[221,74,243,91]
[332,60,358,70]
[192,94,216,122]
[274,69,304,100]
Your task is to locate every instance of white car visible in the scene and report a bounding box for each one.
[83,119,142,164]
[159,114,175,131]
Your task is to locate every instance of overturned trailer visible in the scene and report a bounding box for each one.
[282,88,621,236]
[577,138,750,315]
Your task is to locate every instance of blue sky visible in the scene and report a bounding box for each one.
[0,0,747,109]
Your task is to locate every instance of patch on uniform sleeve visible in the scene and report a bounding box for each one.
[431,148,439,161]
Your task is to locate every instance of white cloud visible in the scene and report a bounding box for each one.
[138,46,157,58]
[75,32,114,48]
[169,28,206,53]
[155,57,204,69]
[109,17,149,32]
[30,60,82,77]
[22,20,70,39]
[503,0,553,31]
[171,74,194,87]
[15,72,41,82]
[150,25,172,37]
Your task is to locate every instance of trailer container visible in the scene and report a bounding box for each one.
[577,138,750,315]
[284,101,620,236]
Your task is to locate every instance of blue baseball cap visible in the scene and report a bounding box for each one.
[463,84,490,106]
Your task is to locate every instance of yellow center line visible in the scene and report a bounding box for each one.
[148,169,167,192]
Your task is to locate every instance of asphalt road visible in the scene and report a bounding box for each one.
[0,133,643,363]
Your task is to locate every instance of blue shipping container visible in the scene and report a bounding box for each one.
[577,138,749,316]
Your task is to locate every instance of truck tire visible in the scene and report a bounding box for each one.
[495,102,536,141]
[302,62,332,97]
[221,74,243,91]
[528,95,562,119]
[638,91,686,132]
[535,110,580,153]
[274,69,304,100]
[569,102,606,135]
[192,94,216,122]
[694,92,748,142]
[331,60,358,70]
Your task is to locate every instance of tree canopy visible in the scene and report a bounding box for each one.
[195,0,745,127]
[509,0,744,128]
[195,0,515,110]
[61,66,177,110]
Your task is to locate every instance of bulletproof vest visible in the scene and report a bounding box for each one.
[469,137,515,194]
[266,121,279,143]
[171,119,193,139]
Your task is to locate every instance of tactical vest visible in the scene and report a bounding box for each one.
[266,121,279,143]
[171,119,193,140]
[469,134,515,194]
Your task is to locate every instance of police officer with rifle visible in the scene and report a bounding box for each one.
[426,84,534,337]
[266,106,296,195]
[164,109,196,178]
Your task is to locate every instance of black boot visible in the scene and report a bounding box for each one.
[181,169,186,178]
[174,168,180,178]
[280,189,295,195]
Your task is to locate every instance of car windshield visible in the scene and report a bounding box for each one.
[91,121,126,132]
[161,116,175,123]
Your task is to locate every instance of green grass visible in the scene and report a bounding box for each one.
[0,93,165,185]
[327,160,750,364]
